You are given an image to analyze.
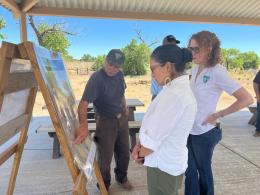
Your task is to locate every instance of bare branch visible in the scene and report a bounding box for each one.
[41,29,76,37]
[53,22,66,30]
[29,16,77,46]
[61,31,76,35]
[134,28,159,47]
[28,16,43,45]
[134,29,145,44]
[40,29,56,37]
[148,40,159,47]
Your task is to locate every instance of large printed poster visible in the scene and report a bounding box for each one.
[33,44,95,178]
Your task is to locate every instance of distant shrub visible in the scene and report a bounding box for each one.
[122,39,150,76]
[91,54,105,71]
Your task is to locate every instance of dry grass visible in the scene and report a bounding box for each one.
[219,69,256,109]
[33,66,257,116]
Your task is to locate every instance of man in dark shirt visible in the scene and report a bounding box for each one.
[253,70,260,137]
[74,49,133,191]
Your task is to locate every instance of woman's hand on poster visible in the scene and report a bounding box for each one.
[74,123,88,144]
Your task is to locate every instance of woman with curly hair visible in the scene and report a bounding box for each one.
[185,31,253,195]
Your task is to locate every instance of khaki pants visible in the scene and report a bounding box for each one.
[147,167,183,195]
[94,114,130,189]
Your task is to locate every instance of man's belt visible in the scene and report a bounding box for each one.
[96,113,123,119]
[116,113,122,119]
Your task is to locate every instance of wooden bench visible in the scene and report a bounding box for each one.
[248,104,257,126]
[36,121,142,159]
[87,111,95,119]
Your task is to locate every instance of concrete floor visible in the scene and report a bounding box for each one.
[1,110,260,195]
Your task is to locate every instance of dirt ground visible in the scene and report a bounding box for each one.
[32,65,257,116]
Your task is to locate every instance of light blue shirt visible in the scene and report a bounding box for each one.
[150,78,163,96]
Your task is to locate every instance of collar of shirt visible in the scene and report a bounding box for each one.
[165,74,189,89]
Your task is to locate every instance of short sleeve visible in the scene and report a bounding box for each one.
[214,66,241,95]
[253,71,260,84]
[81,74,100,103]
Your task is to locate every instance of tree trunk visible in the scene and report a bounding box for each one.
[28,16,43,45]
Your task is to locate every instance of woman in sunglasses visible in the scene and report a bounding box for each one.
[185,31,253,195]
[132,44,197,195]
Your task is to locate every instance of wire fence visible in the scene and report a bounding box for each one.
[67,67,89,75]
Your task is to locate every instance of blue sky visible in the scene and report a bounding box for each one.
[1,6,260,60]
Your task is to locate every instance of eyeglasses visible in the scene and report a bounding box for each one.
[150,63,162,73]
[188,46,200,54]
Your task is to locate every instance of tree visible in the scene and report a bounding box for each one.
[91,54,105,71]
[122,39,150,75]
[238,52,259,69]
[233,58,244,70]
[221,48,260,70]
[81,54,95,62]
[0,16,6,40]
[221,48,240,70]
[28,16,73,58]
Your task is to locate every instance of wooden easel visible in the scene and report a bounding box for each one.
[0,42,38,195]
[0,41,108,195]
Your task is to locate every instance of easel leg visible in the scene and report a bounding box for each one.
[7,141,25,195]
[73,171,88,195]
[7,88,37,195]
[94,161,109,195]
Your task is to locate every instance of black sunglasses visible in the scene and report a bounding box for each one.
[188,46,200,54]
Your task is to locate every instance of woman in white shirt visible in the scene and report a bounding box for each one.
[185,31,253,195]
[132,44,197,195]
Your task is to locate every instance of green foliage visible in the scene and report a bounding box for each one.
[91,54,105,71]
[0,16,6,40]
[62,52,74,61]
[122,39,150,75]
[221,48,259,70]
[234,57,244,70]
[238,52,259,69]
[81,54,96,62]
[37,23,70,56]
[221,48,240,70]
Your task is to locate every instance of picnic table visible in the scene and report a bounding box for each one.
[87,98,144,121]
[39,98,144,158]
[248,104,257,125]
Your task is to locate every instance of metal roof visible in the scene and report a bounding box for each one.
[1,0,260,25]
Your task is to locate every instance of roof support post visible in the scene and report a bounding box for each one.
[20,13,27,42]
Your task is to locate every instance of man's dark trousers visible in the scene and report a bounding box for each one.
[95,114,130,190]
